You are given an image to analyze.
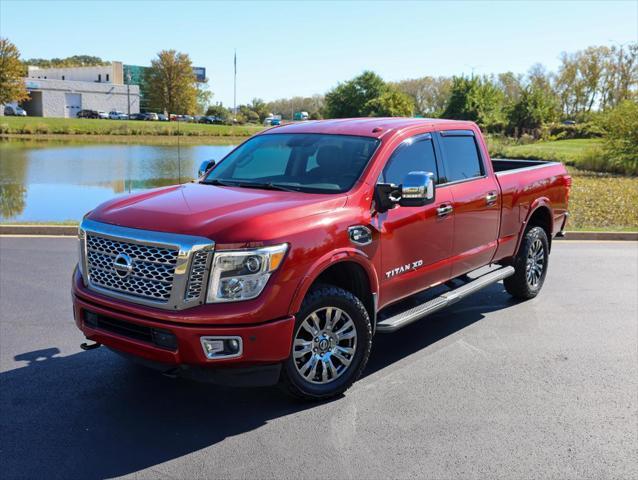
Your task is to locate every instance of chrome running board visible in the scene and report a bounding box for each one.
[376,266,515,333]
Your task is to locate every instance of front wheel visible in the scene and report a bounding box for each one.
[280,286,372,400]
[504,226,550,300]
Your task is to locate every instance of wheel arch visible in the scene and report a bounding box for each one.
[521,201,553,252]
[289,251,379,330]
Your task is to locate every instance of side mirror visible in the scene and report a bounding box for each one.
[374,171,435,213]
[198,159,216,177]
[398,171,435,207]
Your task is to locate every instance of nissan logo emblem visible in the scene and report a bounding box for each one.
[112,253,134,278]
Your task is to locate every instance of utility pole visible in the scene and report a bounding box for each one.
[233,49,237,119]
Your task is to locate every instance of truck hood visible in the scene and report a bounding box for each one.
[88,182,348,244]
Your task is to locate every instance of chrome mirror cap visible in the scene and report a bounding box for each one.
[198,159,216,177]
[399,171,435,207]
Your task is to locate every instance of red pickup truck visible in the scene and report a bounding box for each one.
[72,118,570,399]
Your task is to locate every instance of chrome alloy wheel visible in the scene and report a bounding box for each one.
[526,238,545,288]
[292,307,357,384]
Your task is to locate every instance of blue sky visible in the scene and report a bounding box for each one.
[1,1,636,106]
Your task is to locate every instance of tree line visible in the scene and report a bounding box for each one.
[253,43,636,136]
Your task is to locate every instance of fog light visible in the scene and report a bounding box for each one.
[200,336,243,359]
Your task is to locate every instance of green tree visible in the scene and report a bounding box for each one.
[238,105,260,123]
[366,88,414,116]
[598,100,638,173]
[145,50,198,114]
[508,83,559,133]
[393,76,452,116]
[0,38,29,106]
[249,98,269,121]
[206,104,230,121]
[443,76,505,130]
[324,71,387,118]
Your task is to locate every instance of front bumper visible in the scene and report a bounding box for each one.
[72,269,295,385]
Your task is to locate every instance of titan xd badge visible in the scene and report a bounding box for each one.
[386,260,423,279]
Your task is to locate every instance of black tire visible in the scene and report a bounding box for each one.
[504,226,550,300]
[280,285,372,401]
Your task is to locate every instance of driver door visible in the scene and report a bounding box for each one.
[376,134,455,307]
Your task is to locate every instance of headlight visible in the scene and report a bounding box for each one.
[206,244,288,302]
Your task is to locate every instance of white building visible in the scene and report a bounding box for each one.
[22,78,140,118]
[27,62,125,85]
[15,60,204,118]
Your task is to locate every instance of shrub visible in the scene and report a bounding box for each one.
[540,122,605,140]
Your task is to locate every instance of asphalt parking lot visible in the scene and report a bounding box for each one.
[0,237,636,479]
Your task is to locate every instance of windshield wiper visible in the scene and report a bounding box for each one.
[202,178,240,187]
[231,181,302,192]
[203,179,302,192]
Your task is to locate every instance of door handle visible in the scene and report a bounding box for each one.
[486,191,498,205]
[437,204,453,217]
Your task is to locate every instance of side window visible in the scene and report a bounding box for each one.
[440,135,484,182]
[381,138,438,185]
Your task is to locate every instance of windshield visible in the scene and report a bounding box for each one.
[203,133,380,193]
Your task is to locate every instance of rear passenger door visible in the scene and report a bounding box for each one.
[377,134,455,305]
[436,130,500,277]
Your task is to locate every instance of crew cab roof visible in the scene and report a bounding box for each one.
[260,117,477,138]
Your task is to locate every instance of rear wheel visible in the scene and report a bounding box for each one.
[280,286,372,400]
[504,226,549,300]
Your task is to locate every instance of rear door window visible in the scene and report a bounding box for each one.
[439,134,484,183]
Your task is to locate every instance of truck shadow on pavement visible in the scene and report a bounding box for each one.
[1,284,516,479]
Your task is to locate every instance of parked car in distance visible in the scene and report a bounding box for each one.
[72,118,571,400]
[97,111,109,119]
[128,113,145,120]
[158,113,168,121]
[145,112,159,121]
[4,105,27,116]
[199,116,223,124]
[270,117,281,126]
[77,109,99,119]
[108,111,128,120]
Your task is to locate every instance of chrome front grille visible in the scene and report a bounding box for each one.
[86,234,179,302]
[80,219,214,310]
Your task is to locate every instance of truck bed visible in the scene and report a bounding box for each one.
[491,158,570,260]
[491,158,557,174]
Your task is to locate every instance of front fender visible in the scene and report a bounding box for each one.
[288,247,379,315]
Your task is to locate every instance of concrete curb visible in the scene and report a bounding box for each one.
[1,224,637,240]
[555,231,638,241]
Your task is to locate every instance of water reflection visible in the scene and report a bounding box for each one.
[0,140,235,222]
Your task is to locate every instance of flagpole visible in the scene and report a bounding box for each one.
[233,49,237,119]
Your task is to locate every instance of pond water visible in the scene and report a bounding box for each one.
[0,140,235,222]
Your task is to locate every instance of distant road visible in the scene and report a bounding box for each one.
[1,237,636,479]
